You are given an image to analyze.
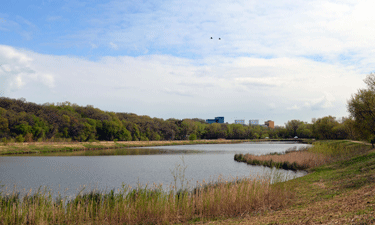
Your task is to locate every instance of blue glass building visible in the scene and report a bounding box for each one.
[206,117,224,124]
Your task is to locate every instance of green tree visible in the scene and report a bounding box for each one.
[312,116,339,140]
[285,120,304,137]
[296,123,313,138]
[15,134,24,143]
[0,115,9,138]
[348,73,375,146]
[14,121,32,136]
[232,124,246,139]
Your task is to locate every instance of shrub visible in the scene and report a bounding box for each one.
[24,133,33,142]
[15,135,24,143]
[189,134,197,141]
[1,137,8,145]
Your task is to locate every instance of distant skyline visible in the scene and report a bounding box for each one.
[1,0,374,125]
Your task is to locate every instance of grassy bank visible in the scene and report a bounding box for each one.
[213,141,375,224]
[235,140,372,171]
[0,139,247,155]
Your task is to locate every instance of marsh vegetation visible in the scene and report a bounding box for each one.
[0,161,295,225]
[235,140,372,171]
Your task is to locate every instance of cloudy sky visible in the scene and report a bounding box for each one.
[1,0,374,125]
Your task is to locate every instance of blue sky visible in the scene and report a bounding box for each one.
[1,0,374,125]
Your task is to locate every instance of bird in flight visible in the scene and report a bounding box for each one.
[210,37,221,40]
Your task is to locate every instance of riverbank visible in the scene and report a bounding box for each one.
[235,140,371,171]
[203,141,375,224]
[0,139,245,155]
[0,138,310,155]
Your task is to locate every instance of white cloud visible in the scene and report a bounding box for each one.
[40,73,55,88]
[13,75,24,88]
[268,103,276,109]
[308,93,336,110]
[55,0,375,74]
[0,45,56,92]
[0,45,365,124]
[287,105,300,110]
[109,42,118,50]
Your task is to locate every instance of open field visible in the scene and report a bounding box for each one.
[0,139,248,155]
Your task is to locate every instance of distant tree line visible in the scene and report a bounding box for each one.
[0,97,363,143]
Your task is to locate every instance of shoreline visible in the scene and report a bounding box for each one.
[0,138,310,155]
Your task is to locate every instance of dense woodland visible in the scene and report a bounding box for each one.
[0,97,360,143]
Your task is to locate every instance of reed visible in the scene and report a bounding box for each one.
[0,173,294,224]
[235,141,372,171]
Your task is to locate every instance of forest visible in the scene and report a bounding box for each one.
[0,97,360,143]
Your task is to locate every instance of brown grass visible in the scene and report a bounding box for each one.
[243,150,329,169]
[0,175,295,224]
[237,141,373,171]
[200,146,375,225]
[0,139,245,155]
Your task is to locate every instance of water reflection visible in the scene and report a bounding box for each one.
[9,148,205,157]
[0,142,309,198]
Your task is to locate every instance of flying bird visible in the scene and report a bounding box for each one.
[210,37,213,39]
[219,38,221,40]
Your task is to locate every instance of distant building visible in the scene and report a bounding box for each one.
[206,117,224,124]
[265,120,275,129]
[235,119,245,125]
[249,119,259,125]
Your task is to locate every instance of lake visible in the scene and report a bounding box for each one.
[0,141,309,198]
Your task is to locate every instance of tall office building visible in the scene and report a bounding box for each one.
[249,119,259,125]
[234,119,245,125]
[265,120,275,129]
[206,117,224,124]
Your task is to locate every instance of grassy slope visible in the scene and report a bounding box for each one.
[198,146,375,224]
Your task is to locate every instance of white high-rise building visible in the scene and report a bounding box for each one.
[249,119,259,125]
[235,119,245,125]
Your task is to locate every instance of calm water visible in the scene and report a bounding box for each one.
[0,142,309,198]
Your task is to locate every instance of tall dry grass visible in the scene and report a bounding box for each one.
[238,149,327,169]
[235,141,373,170]
[0,174,294,224]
